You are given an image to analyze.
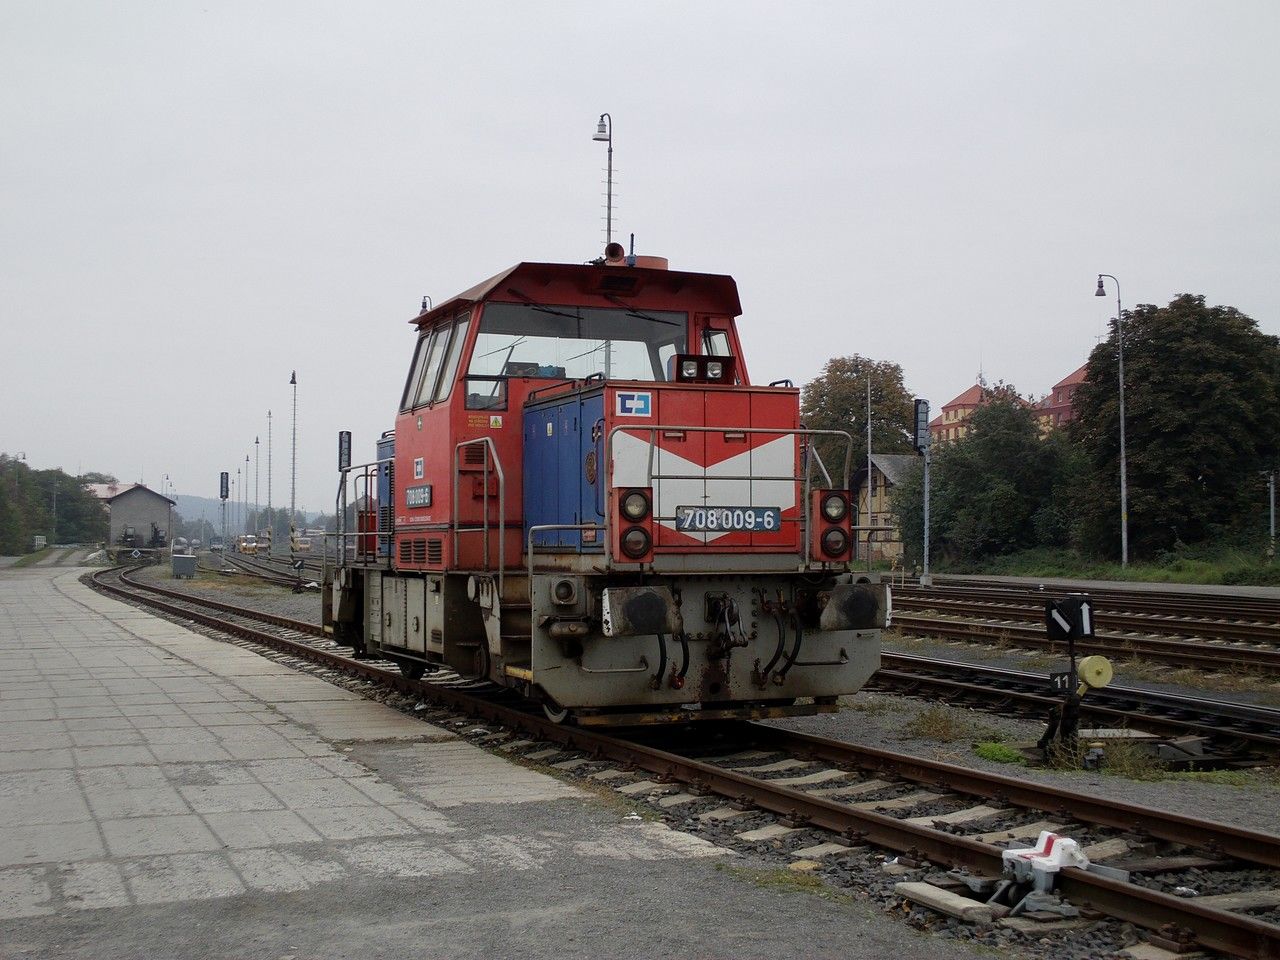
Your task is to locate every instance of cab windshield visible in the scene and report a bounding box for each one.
[467,303,688,382]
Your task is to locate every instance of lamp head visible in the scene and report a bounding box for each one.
[592,116,610,142]
[1095,277,1106,297]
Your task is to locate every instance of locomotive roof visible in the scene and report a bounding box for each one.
[410,261,742,326]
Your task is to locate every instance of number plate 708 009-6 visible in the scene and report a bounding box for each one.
[674,506,781,532]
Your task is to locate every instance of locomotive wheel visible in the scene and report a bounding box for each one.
[398,660,426,681]
[468,644,492,682]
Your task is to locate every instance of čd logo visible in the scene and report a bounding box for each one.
[616,392,652,417]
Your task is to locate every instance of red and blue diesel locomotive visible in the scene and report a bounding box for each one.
[325,246,889,724]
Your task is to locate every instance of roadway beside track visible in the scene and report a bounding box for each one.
[0,566,988,960]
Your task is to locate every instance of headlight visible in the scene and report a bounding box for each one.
[620,527,651,558]
[680,360,698,379]
[821,492,848,522]
[821,528,849,557]
[621,490,650,521]
[706,361,723,379]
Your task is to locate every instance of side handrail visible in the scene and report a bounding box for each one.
[604,424,856,568]
[453,437,506,594]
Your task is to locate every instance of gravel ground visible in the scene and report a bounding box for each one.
[136,560,323,622]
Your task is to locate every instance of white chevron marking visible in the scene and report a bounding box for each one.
[612,432,797,543]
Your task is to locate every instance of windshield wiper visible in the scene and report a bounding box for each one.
[603,293,682,327]
[506,287,585,322]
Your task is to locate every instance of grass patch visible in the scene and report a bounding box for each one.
[1118,661,1280,702]
[939,545,1280,587]
[11,552,53,568]
[973,741,1026,765]
[1047,737,1167,781]
[905,706,972,741]
[722,865,850,903]
[188,569,280,593]
[12,548,53,568]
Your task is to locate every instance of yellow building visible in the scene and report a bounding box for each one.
[928,384,984,444]
[851,453,920,563]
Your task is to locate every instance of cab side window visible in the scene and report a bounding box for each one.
[412,327,447,408]
[401,332,432,411]
[703,329,732,356]
[433,317,470,403]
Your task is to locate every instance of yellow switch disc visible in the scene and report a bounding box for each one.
[1077,655,1114,690]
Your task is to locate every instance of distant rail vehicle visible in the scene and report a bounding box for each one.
[326,249,889,725]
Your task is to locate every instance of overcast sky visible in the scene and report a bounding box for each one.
[3,1,1277,513]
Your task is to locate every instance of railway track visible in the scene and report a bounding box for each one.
[90,565,1280,957]
[898,578,1280,623]
[206,552,323,586]
[895,590,1280,646]
[891,610,1280,675]
[872,653,1280,758]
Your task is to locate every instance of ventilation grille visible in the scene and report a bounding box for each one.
[463,446,486,466]
[426,539,443,565]
[398,538,428,564]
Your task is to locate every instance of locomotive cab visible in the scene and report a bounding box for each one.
[326,254,888,723]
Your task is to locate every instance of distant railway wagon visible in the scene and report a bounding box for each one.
[326,246,889,725]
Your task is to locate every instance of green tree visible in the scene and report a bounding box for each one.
[0,458,107,551]
[893,395,1067,565]
[801,355,914,481]
[1071,295,1280,558]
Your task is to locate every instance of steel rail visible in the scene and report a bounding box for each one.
[91,567,1280,958]
[892,612,1280,674]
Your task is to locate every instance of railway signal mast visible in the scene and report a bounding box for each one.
[290,370,298,557]
[913,399,932,586]
[219,471,229,554]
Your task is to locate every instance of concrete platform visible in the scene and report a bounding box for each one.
[0,568,984,960]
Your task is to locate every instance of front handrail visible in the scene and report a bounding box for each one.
[453,437,505,595]
[526,523,595,581]
[328,454,391,583]
[604,424,856,568]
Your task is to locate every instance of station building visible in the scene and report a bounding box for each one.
[86,482,175,548]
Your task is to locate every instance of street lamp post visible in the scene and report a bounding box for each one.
[50,469,58,546]
[290,371,298,553]
[592,113,613,245]
[254,437,260,536]
[267,410,273,533]
[1095,274,1129,567]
